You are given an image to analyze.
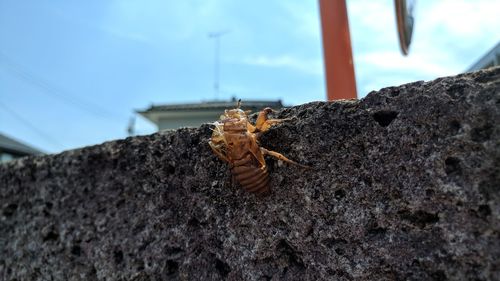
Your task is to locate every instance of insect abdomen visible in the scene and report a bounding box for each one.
[231,153,270,194]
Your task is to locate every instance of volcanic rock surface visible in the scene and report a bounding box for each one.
[1,67,500,280]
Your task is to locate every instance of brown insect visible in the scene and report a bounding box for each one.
[209,100,309,195]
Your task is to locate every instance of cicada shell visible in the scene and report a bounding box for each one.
[209,100,308,195]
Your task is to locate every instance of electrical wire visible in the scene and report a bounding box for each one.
[0,51,124,120]
[0,101,65,150]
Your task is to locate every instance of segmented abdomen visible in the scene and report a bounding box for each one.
[231,153,270,195]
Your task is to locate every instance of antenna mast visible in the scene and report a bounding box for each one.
[208,30,230,99]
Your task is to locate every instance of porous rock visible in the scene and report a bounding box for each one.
[1,67,500,280]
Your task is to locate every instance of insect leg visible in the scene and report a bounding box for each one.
[209,141,230,163]
[255,108,291,132]
[261,118,292,130]
[255,108,272,131]
[260,147,310,169]
[246,122,257,133]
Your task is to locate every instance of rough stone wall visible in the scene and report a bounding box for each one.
[1,67,499,281]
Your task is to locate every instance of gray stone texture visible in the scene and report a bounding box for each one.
[1,67,500,280]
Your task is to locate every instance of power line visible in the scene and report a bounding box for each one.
[0,51,124,120]
[0,101,65,150]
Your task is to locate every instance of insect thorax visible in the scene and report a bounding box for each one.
[223,117,247,132]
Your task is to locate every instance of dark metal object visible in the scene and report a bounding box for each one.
[395,0,415,55]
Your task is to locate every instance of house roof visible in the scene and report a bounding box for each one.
[0,133,43,156]
[468,41,500,72]
[137,99,284,114]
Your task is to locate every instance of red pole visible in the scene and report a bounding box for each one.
[319,0,357,100]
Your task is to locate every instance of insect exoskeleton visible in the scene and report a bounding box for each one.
[209,100,309,195]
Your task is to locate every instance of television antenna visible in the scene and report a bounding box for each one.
[208,30,230,99]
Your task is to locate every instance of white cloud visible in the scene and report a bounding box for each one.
[345,0,500,97]
[98,26,152,44]
[357,51,456,77]
[348,0,394,36]
[103,0,220,44]
[421,0,500,39]
[279,1,322,41]
[242,55,323,76]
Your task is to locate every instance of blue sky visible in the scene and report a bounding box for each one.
[0,0,499,154]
